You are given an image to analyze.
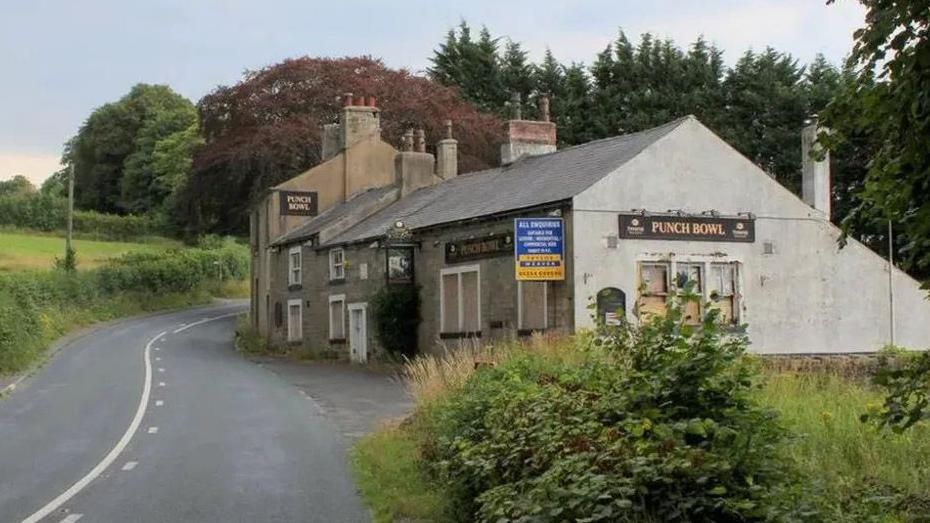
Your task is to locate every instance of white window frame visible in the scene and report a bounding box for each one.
[635,256,743,325]
[328,293,346,340]
[288,246,302,286]
[329,248,345,280]
[439,264,481,334]
[517,281,548,330]
[286,298,302,342]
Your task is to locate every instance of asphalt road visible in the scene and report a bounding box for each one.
[0,303,370,523]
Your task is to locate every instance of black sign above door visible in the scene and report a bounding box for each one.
[618,213,754,243]
[445,232,514,264]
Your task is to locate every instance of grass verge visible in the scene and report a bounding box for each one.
[350,422,450,523]
[0,230,179,271]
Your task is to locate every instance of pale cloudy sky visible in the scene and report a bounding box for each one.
[0,0,866,185]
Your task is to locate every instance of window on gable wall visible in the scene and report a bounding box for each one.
[288,246,302,286]
[639,263,670,319]
[709,263,738,325]
[440,265,480,335]
[675,262,703,324]
[518,281,548,332]
[329,248,345,280]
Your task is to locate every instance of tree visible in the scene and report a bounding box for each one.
[0,175,37,198]
[821,0,930,282]
[69,84,196,216]
[428,22,507,114]
[500,39,535,115]
[181,56,501,236]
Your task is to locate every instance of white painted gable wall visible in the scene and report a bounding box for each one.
[572,117,930,354]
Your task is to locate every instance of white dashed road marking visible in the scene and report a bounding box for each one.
[155,357,161,361]
[155,400,164,406]
[157,368,164,373]
[58,514,83,523]
[147,427,159,434]
[158,382,166,387]
[121,461,138,471]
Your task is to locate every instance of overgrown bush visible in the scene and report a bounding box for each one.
[371,285,420,358]
[0,244,249,374]
[0,193,167,240]
[420,289,810,522]
[863,350,930,432]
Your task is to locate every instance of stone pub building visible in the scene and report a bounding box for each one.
[250,93,930,362]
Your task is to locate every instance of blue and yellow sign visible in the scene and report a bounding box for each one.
[515,218,565,281]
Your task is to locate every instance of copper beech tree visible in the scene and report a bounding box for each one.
[177,56,502,236]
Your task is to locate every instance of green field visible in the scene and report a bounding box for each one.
[0,231,179,271]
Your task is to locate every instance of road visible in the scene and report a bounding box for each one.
[0,303,370,523]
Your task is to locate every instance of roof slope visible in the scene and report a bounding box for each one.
[324,117,688,246]
[272,186,396,246]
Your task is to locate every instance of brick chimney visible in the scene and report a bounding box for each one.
[436,120,458,180]
[801,117,830,220]
[500,94,556,165]
[321,92,382,161]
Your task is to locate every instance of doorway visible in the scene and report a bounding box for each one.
[348,303,368,363]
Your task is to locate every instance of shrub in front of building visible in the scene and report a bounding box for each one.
[417,293,813,522]
[371,285,421,358]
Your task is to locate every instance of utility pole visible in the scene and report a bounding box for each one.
[888,219,896,347]
[66,163,74,267]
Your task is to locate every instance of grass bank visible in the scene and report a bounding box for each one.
[351,339,930,522]
[0,230,179,271]
[0,242,249,375]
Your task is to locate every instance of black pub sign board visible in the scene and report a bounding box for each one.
[445,232,514,264]
[279,190,319,216]
[618,213,755,243]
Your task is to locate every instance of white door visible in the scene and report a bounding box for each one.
[348,303,368,363]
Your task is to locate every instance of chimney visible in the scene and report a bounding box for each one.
[436,120,458,180]
[395,128,436,197]
[801,118,831,220]
[500,94,556,165]
[340,92,381,150]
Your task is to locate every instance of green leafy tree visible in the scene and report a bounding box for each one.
[0,175,37,198]
[429,22,506,114]
[821,0,930,282]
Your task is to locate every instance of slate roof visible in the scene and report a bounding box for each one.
[272,186,396,246]
[319,117,688,246]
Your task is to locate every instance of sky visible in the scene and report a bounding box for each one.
[0,0,866,186]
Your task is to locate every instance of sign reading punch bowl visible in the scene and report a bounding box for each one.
[279,190,319,216]
[618,213,755,243]
[515,217,565,281]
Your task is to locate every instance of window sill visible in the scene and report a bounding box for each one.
[329,338,347,345]
[328,278,346,285]
[439,331,482,340]
[517,328,547,337]
[287,284,302,291]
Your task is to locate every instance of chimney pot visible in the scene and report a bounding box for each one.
[342,92,354,107]
[444,119,454,139]
[403,129,414,152]
[801,121,831,220]
[510,92,522,120]
[539,96,551,123]
[367,96,377,107]
[357,95,367,107]
[415,129,426,153]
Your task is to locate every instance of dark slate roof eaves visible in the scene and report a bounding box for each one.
[271,186,396,246]
[324,116,689,246]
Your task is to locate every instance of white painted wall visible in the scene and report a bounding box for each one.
[572,117,930,354]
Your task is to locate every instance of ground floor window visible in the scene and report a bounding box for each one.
[329,294,346,341]
[518,281,548,331]
[440,265,480,335]
[637,260,740,325]
[287,299,302,341]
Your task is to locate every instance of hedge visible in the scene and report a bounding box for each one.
[0,244,249,375]
[0,194,167,240]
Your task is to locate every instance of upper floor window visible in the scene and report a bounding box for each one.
[329,248,345,280]
[288,246,302,286]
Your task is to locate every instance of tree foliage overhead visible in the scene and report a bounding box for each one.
[181,56,502,236]
[69,84,197,216]
[821,0,930,282]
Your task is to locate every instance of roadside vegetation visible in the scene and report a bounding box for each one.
[0,230,179,271]
[0,239,249,375]
[351,294,930,523]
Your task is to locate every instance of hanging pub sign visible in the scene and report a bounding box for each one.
[386,246,414,284]
[445,232,513,264]
[515,217,565,281]
[279,190,319,216]
[618,213,755,243]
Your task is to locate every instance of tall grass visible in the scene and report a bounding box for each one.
[760,373,930,513]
